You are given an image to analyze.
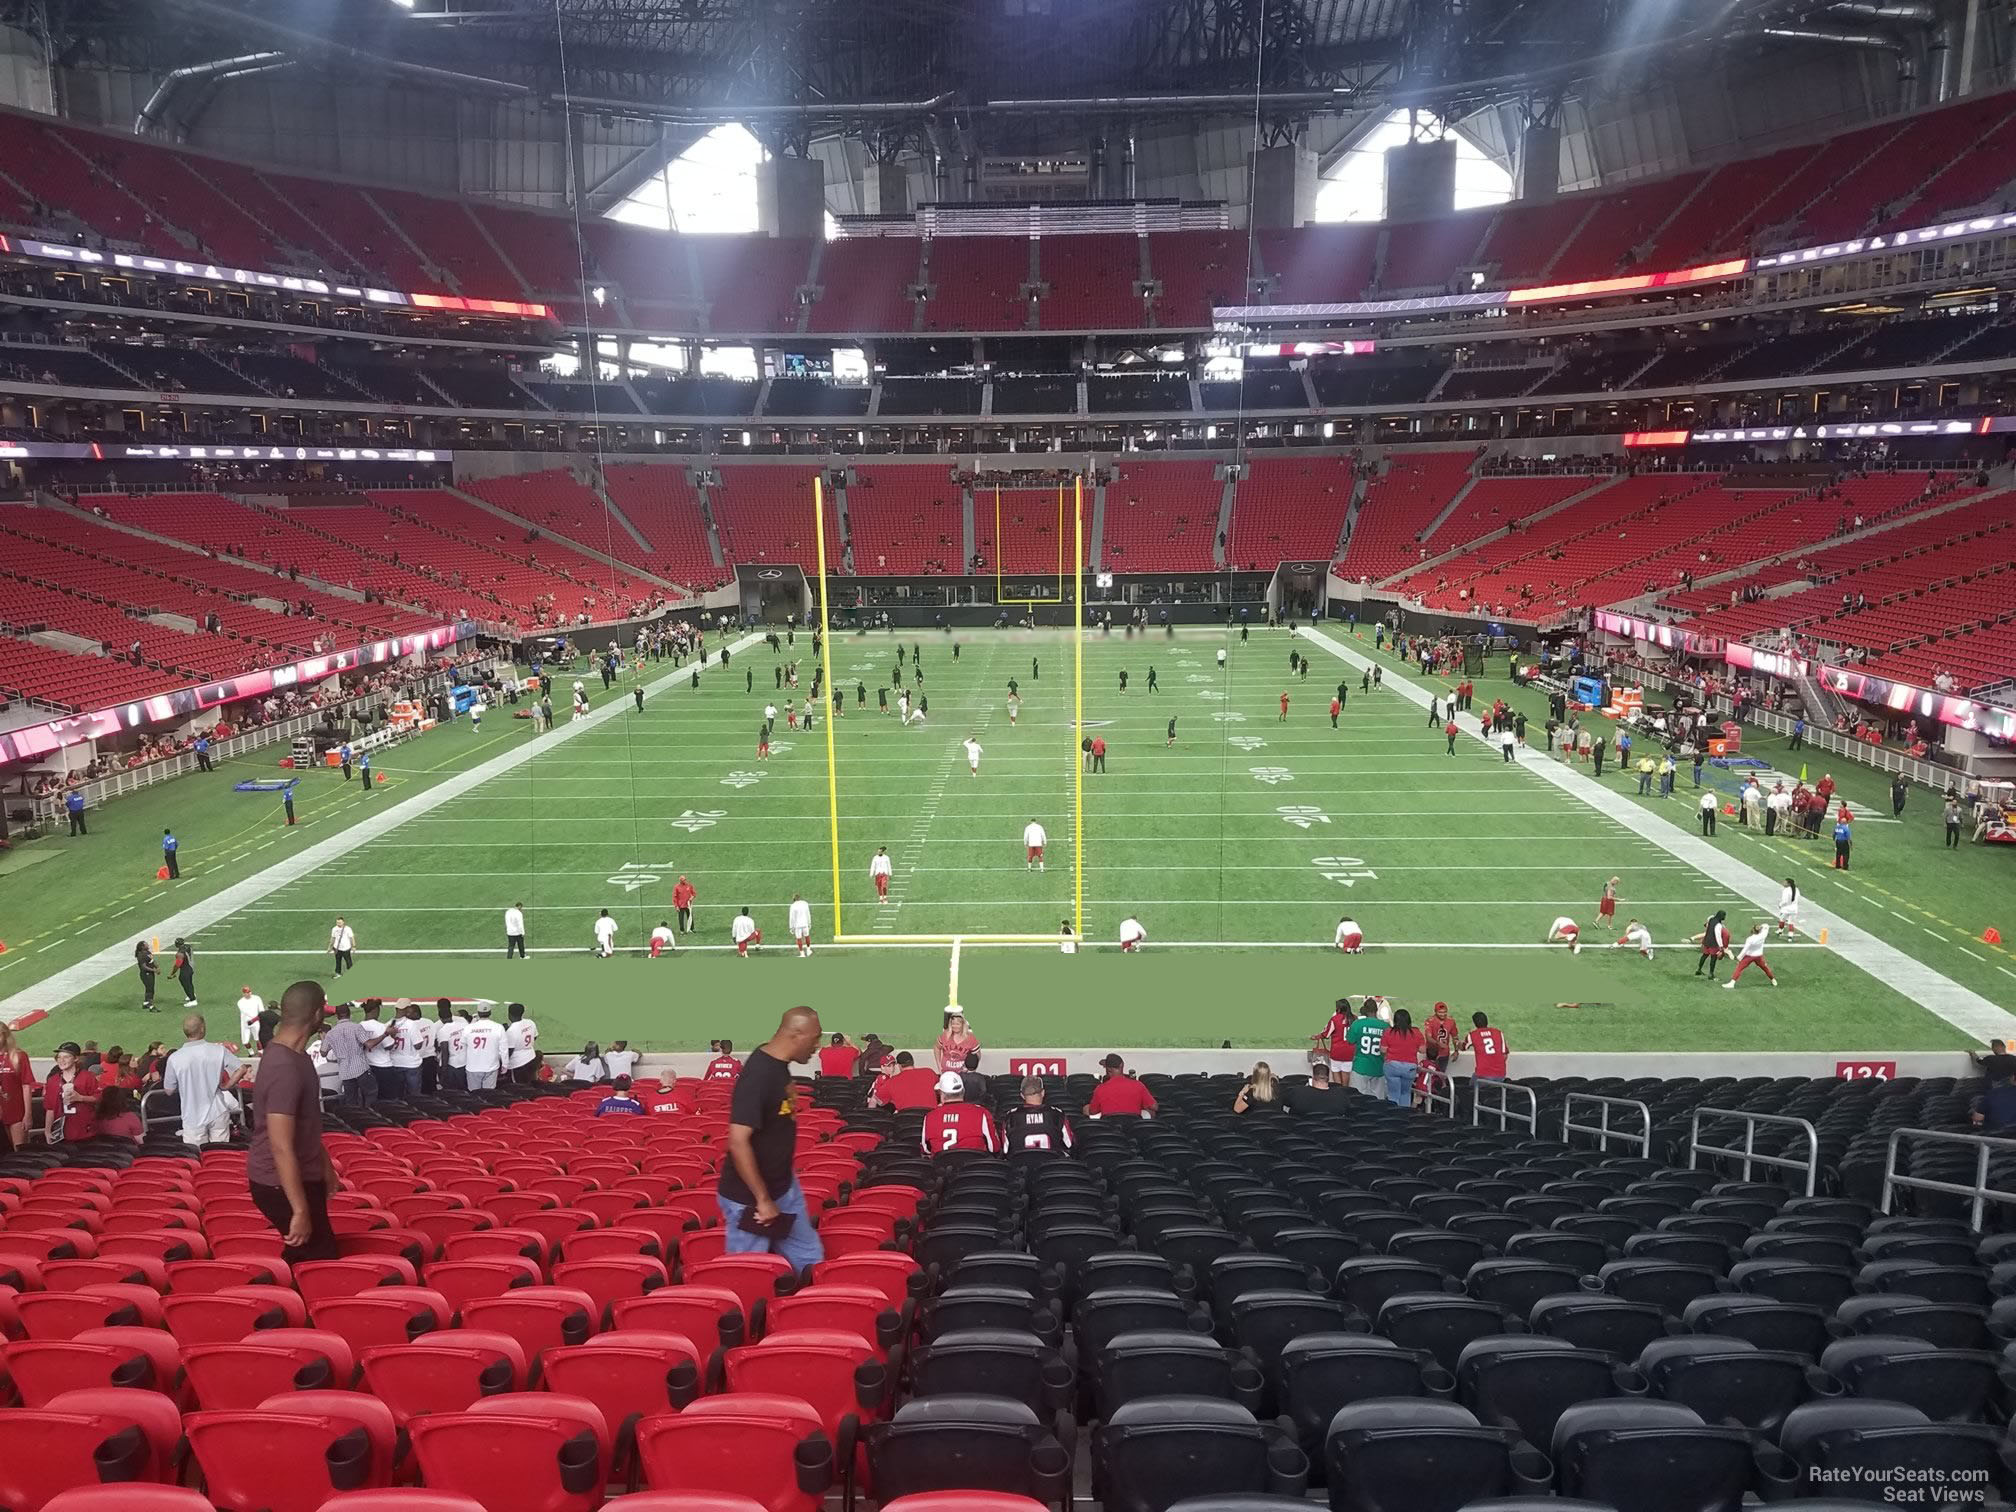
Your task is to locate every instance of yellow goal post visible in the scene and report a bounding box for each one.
[811,473,1086,947]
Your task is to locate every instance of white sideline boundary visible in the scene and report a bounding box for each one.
[0,635,767,1023]
[1296,626,2016,1041]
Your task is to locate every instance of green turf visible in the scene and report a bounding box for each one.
[1,626,2005,1056]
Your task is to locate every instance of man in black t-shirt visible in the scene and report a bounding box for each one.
[1002,1076,1076,1157]
[1283,1061,1350,1117]
[717,1004,824,1272]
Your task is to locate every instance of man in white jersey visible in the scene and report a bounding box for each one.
[1118,915,1147,952]
[503,901,527,959]
[1334,917,1364,954]
[1547,916,1582,954]
[788,893,813,957]
[1614,918,1655,958]
[440,1011,470,1091]
[1024,819,1047,871]
[870,846,894,900]
[650,921,676,958]
[469,696,484,733]
[963,735,983,778]
[463,1007,504,1091]
[163,1013,243,1146]
[504,1003,540,1084]
[387,1004,428,1099]
[593,908,620,958]
[237,986,264,1047]
[731,905,762,958]
[1725,923,1779,989]
[1007,691,1020,726]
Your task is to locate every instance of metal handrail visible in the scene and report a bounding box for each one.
[1418,1067,1456,1120]
[1881,1126,2016,1229]
[1472,1078,1536,1134]
[1563,1092,1652,1157]
[1688,1106,1819,1196]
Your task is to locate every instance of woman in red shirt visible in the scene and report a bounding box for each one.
[0,1025,30,1151]
[94,1086,144,1144]
[43,1042,101,1144]
[1381,1010,1425,1109]
[935,1014,980,1073]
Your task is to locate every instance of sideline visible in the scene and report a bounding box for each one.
[1296,625,2016,1041]
[0,636,765,1023]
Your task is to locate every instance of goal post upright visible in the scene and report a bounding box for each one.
[1072,472,1085,943]
[812,473,845,940]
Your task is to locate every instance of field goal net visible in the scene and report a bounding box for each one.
[809,474,1087,949]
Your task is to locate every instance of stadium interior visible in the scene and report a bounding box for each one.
[2,0,2016,1507]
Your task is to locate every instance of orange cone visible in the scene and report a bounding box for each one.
[1723,804,1736,815]
[0,941,8,953]
[374,771,386,785]
[156,865,170,880]
[1986,927,2004,945]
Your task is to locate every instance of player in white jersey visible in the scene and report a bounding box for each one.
[1118,915,1147,952]
[1614,918,1655,958]
[870,846,894,900]
[1024,820,1047,871]
[1547,916,1582,954]
[592,909,619,958]
[1725,923,1779,988]
[731,906,762,958]
[649,922,675,958]
[237,987,264,1046]
[1007,691,1020,725]
[898,691,911,725]
[1776,879,1801,938]
[963,736,983,777]
[1334,917,1364,954]
[788,893,813,957]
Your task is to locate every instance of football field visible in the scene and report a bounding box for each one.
[2,625,2010,1057]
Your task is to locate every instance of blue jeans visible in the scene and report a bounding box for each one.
[718,1179,825,1274]
[1385,1063,1416,1107]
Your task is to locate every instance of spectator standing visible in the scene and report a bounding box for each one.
[935,1014,980,1072]
[504,1002,540,1084]
[0,1025,28,1152]
[387,1005,428,1098]
[425,1000,455,1094]
[43,1042,100,1143]
[1345,1002,1388,1098]
[246,981,338,1259]
[1462,1014,1509,1081]
[1382,1010,1424,1107]
[717,1005,825,1272]
[361,999,397,1099]
[162,1013,244,1146]
[1085,1054,1158,1119]
[605,1040,640,1081]
[319,1003,372,1107]
[870,1051,939,1109]
[463,1006,505,1091]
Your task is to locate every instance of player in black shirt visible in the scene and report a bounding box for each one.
[1002,1076,1076,1158]
[718,1005,824,1271]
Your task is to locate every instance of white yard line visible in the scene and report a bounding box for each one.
[223,896,1748,913]
[1297,626,2016,1041]
[0,635,766,1024]
[189,938,1840,957]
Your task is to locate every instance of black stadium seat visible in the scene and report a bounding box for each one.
[1456,1335,1635,1450]
[1323,1398,1549,1512]
[1550,1399,1758,1512]
[1093,1397,1307,1512]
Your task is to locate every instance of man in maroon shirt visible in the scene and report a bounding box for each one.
[246,981,338,1259]
[1086,1054,1157,1119]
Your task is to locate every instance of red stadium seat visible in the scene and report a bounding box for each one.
[540,1335,704,1469]
[407,1395,611,1512]
[43,1489,216,1512]
[683,1255,793,1313]
[183,1339,342,1408]
[612,1286,748,1355]
[359,1332,529,1422]
[421,1257,542,1310]
[551,1255,669,1321]
[634,1394,833,1512]
[459,1286,599,1359]
[293,1257,419,1303]
[185,1404,396,1512]
[810,1252,926,1306]
[3,1339,157,1404]
[0,1407,165,1509]
[309,1289,451,1356]
[162,1287,305,1345]
[43,1386,185,1481]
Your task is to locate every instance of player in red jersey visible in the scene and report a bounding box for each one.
[870,846,893,899]
[703,1040,742,1080]
[1461,1013,1509,1080]
[1598,876,1619,929]
[922,1073,1001,1155]
[1279,691,1290,721]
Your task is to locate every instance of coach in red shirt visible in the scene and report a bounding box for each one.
[922,1073,1001,1155]
[1086,1054,1157,1119]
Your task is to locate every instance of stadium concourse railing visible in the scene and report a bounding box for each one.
[1472,1078,1538,1133]
[1563,1092,1653,1158]
[1741,706,1976,793]
[1688,1106,1821,1197]
[1882,1127,2016,1229]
